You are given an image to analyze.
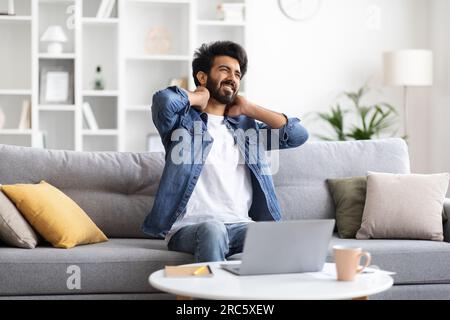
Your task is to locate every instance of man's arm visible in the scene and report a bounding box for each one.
[151,86,209,140]
[226,95,309,150]
[183,86,210,112]
[245,103,287,129]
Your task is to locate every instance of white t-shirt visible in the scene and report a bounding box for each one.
[166,113,253,241]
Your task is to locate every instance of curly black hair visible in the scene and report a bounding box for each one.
[192,41,248,86]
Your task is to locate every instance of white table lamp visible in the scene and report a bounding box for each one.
[383,49,433,138]
[40,25,68,54]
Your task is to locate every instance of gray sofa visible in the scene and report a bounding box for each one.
[0,138,449,300]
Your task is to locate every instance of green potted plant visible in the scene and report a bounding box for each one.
[311,86,401,141]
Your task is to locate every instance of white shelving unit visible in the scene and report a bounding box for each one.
[0,15,32,23]
[0,0,247,152]
[0,0,32,147]
[38,52,76,59]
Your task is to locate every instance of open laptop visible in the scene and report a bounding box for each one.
[221,220,335,276]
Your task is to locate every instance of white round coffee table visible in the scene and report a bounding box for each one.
[149,261,393,300]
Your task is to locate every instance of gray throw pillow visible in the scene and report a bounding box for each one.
[356,172,450,241]
[327,176,367,238]
[0,189,39,248]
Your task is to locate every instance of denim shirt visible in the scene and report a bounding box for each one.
[141,86,309,238]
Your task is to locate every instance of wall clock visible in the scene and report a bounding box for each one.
[278,0,322,21]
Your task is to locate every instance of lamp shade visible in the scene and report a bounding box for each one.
[383,50,433,86]
[40,25,68,43]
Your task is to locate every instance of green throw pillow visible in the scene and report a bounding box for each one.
[327,176,367,239]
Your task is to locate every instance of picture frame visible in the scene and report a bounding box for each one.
[39,64,74,105]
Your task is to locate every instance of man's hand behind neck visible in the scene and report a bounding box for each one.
[183,87,210,112]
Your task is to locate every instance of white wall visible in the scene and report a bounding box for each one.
[245,0,431,173]
[430,0,450,184]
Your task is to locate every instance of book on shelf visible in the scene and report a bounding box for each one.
[18,99,31,130]
[96,0,109,18]
[104,0,116,18]
[82,102,99,130]
[96,0,115,19]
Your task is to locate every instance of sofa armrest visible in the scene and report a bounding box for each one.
[444,198,450,242]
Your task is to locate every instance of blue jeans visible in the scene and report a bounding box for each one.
[167,221,249,262]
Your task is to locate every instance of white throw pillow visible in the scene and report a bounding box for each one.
[356,172,450,241]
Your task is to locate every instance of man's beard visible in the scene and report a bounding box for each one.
[206,77,237,105]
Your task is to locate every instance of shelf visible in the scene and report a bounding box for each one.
[0,18,31,90]
[39,0,74,4]
[0,0,246,153]
[83,90,119,97]
[38,53,76,59]
[196,20,246,27]
[124,59,189,106]
[39,111,75,150]
[126,0,191,4]
[126,105,150,111]
[197,25,245,49]
[39,105,76,111]
[0,16,32,23]
[82,130,119,136]
[0,129,32,135]
[82,18,119,25]
[126,55,191,61]
[125,111,153,152]
[83,0,118,19]
[38,2,76,53]
[83,134,118,151]
[123,2,190,60]
[0,89,32,96]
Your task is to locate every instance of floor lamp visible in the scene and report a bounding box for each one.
[383,50,433,139]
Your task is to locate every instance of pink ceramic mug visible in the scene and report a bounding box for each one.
[333,245,372,281]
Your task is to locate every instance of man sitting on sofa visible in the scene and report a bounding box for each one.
[142,41,309,262]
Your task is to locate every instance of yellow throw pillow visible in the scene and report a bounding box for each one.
[1,181,108,249]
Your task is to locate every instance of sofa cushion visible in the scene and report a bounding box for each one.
[328,235,450,285]
[0,144,165,239]
[0,190,39,248]
[0,139,410,237]
[327,176,367,238]
[2,181,108,249]
[0,238,193,296]
[356,172,449,241]
[272,138,410,221]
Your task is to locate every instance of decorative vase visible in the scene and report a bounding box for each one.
[93,65,105,90]
[144,27,172,55]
